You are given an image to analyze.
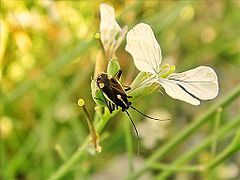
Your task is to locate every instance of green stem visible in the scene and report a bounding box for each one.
[128,84,240,179]
[48,141,88,180]
[54,144,67,162]
[124,115,134,173]
[48,110,118,180]
[205,126,240,171]
[211,107,222,156]
[156,115,240,179]
[150,163,204,172]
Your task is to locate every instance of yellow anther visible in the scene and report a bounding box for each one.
[95,33,100,39]
[78,98,85,107]
[170,65,176,72]
[160,64,176,78]
[163,63,170,68]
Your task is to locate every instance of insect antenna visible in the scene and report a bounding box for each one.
[130,105,170,121]
[125,110,140,156]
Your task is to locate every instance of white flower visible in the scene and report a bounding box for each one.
[100,3,127,57]
[92,155,152,180]
[138,109,171,148]
[125,23,219,105]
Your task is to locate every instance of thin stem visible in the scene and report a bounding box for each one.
[150,163,204,172]
[156,115,240,179]
[48,141,88,180]
[124,114,134,173]
[78,99,101,152]
[205,126,240,171]
[48,110,118,180]
[128,84,240,179]
[54,144,67,162]
[211,107,222,156]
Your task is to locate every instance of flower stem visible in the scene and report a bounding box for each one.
[156,115,240,179]
[124,115,134,173]
[48,110,118,180]
[128,84,240,179]
[150,163,204,172]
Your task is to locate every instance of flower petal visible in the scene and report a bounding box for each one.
[167,66,219,100]
[158,78,200,105]
[100,3,121,50]
[125,23,162,74]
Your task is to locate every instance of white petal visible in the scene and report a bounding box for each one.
[125,23,162,74]
[158,78,200,105]
[113,26,128,52]
[100,3,121,50]
[100,3,120,32]
[167,66,219,100]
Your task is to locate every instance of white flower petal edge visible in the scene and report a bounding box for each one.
[100,3,121,51]
[125,23,162,74]
[159,66,219,105]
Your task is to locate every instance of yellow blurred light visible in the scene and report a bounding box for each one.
[14,31,32,53]
[180,5,195,21]
[16,12,32,27]
[200,27,216,43]
[77,22,88,38]
[20,54,35,69]
[0,69,2,82]
[123,11,136,24]
[7,62,25,82]
[0,20,8,61]
[0,116,13,139]
[166,29,176,44]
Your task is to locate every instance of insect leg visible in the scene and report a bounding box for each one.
[113,69,122,80]
[112,103,115,111]
[100,91,113,114]
[94,96,112,113]
[123,85,131,91]
[108,101,113,113]
[108,101,116,112]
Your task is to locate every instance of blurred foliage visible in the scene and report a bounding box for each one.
[1,1,240,180]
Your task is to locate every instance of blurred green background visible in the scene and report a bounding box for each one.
[1,1,240,179]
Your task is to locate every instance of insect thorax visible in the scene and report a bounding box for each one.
[96,72,131,111]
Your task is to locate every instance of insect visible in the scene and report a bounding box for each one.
[95,69,168,152]
[125,23,219,105]
[96,70,131,112]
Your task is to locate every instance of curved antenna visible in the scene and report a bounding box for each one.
[130,105,170,121]
[125,110,140,156]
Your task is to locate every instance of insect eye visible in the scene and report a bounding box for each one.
[96,77,101,82]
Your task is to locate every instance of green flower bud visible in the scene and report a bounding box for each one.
[91,79,106,107]
[107,58,120,76]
